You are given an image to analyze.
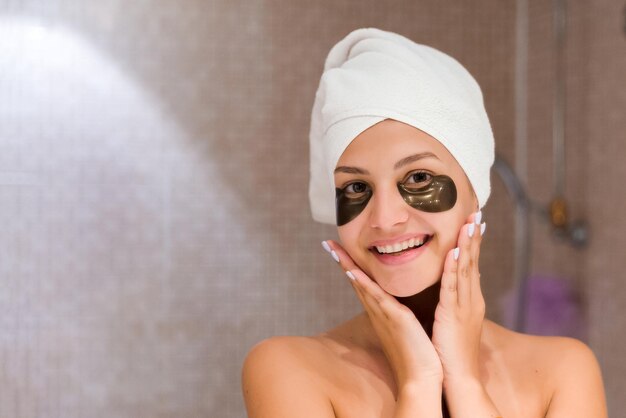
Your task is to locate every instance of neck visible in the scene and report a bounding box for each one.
[394,280,441,339]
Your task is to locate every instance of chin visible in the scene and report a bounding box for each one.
[370,267,441,297]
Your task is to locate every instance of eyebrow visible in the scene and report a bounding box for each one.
[334,152,439,175]
[333,166,370,175]
[393,152,440,169]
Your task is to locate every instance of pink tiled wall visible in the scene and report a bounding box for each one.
[0,1,622,416]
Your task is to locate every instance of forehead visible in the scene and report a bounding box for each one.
[336,119,458,169]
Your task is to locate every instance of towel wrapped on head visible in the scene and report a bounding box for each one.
[309,28,495,225]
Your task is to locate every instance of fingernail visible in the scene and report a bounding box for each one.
[468,222,475,237]
[453,247,460,260]
[346,271,355,281]
[474,211,482,225]
[331,250,340,263]
[321,240,331,253]
[480,222,487,236]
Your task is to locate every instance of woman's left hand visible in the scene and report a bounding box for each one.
[432,212,487,386]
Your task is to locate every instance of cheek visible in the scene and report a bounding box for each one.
[433,221,456,247]
[337,222,363,257]
[431,210,466,250]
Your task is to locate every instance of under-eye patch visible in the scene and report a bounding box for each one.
[335,185,372,226]
[397,174,457,212]
[335,174,457,226]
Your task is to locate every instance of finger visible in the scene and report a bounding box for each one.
[471,219,486,300]
[325,239,387,305]
[325,241,407,319]
[440,246,460,308]
[323,240,360,274]
[348,274,379,316]
[469,211,482,268]
[349,269,399,319]
[467,211,484,300]
[322,240,378,313]
[347,269,387,319]
[456,221,474,308]
[324,241,391,318]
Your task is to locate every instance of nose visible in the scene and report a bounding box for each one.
[368,185,410,230]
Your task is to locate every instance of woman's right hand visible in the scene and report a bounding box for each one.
[323,240,444,389]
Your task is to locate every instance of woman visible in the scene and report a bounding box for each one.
[242,28,607,418]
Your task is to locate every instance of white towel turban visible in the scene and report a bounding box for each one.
[309,28,495,225]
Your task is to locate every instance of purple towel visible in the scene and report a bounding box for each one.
[500,275,586,340]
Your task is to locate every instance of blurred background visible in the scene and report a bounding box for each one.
[0,0,624,416]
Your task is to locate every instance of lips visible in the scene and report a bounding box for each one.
[369,234,432,254]
[373,235,430,254]
[368,234,433,265]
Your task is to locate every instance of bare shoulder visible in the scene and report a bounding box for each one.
[532,333,601,369]
[242,335,334,381]
[485,320,599,365]
[506,328,603,385]
[484,321,607,417]
[539,335,608,417]
[241,336,337,418]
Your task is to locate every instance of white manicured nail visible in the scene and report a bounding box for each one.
[480,222,487,236]
[474,211,482,224]
[331,250,340,263]
[453,247,460,260]
[321,240,331,253]
[468,222,475,237]
[346,271,355,281]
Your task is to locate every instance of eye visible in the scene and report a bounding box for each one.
[403,171,433,188]
[344,181,370,197]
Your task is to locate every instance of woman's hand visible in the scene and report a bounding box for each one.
[323,241,444,388]
[432,212,487,386]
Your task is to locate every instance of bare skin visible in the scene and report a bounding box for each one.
[243,315,605,417]
[242,120,607,418]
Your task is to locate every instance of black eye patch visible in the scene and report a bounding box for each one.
[335,186,372,226]
[335,175,457,226]
[397,174,457,212]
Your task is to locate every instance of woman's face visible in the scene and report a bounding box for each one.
[335,119,478,297]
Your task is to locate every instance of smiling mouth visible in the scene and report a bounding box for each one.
[370,235,432,256]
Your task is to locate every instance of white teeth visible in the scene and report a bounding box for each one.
[375,236,428,254]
